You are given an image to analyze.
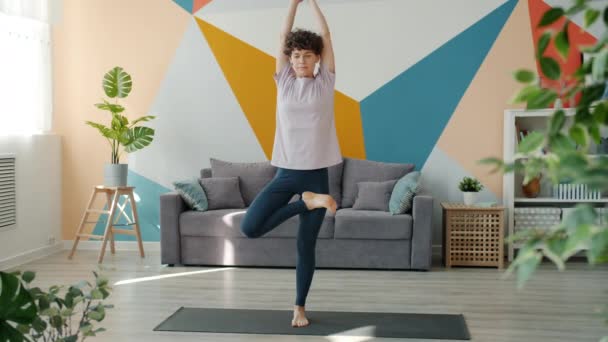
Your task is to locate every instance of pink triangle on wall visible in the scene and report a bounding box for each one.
[193,0,212,13]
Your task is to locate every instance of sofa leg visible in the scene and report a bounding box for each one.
[167,264,175,267]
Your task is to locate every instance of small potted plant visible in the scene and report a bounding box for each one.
[458,176,484,205]
[85,66,156,187]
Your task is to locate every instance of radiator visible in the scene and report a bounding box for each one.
[0,154,16,229]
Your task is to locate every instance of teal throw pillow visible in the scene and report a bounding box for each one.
[389,171,420,215]
[172,178,208,211]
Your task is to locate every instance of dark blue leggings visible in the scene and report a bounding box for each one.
[240,167,329,307]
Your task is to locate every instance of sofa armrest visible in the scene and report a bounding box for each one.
[160,191,187,265]
[410,194,433,270]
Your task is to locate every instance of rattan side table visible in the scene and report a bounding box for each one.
[441,202,505,268]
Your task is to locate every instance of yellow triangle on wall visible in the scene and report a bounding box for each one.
[195,17,365,160]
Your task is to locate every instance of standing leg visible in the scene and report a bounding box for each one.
[240,170,309,238]
[295,206,326,306]
[294,168,329,307]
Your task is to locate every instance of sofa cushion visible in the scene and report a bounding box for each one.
[352,179,397,211]
[341,157,415,208]
[179,208,335,239]
[200,167,212,178]
[172,178,208,211]
[334,208,412,240]
[389,171,420,215]
[209,158,277,206]
[199,177,246,210]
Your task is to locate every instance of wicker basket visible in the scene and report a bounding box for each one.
[441,203,505,268]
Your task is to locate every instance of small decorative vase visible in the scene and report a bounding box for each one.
[104,163,128,187]
[522,175,541,198]
[463,191,477,206]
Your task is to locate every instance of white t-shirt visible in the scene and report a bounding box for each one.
[270,62,342,170]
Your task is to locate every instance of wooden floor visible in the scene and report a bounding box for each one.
[8,250,607,342]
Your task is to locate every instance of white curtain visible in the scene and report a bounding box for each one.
[0,0,60,135]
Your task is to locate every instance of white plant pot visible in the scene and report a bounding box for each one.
[462,191,478,206]
[104,163,128,187]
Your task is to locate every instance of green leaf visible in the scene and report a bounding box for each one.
[581,83,606,106]
[584,8,600,28]
[537,32,552,58]
[103,66,132,98]
[592,49,608,82]
[565,1,586,16]
[587,228,608,265]
[517,250,542,289]
[538,8,565,27]
[517,131,545,153]
[124,127,155,153]
[0,321,26,342]
[569,123,588,148]
[85,121,117,140]
[60,308,73,317]
[514,69,536,83]
[79,323,93,334]
[477,157,504,173]
[96,274,109,287]
[95,100,125,114]
[548,133,576,153]
[91,289,103,300]
[563,224,592,259]
[129,115,155,127]
[87,311,104,321]
[604,6,608,26]
[527,88,558,109]
[548,109,566,135]
[32,316,47,333]
[540,56,561,80]
[0,272,37,328]
[21,271,35,284]
[555,25,570,61]
[561,205,597,232]
[511,85,540,104]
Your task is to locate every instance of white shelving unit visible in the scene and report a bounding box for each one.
[503,108,608,261]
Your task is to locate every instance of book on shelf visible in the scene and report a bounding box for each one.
[514,125,549,154]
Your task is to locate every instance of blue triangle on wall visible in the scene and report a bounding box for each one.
[359,0,518,170]
[173,0,193,13]
[93,169,171,242]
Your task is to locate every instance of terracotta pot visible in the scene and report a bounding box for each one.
[522,175,541,198]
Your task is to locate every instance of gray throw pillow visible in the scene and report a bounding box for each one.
[199,177,245,210]
[209,158,277,207]
[341,157,415,208]
[352,179,398,211]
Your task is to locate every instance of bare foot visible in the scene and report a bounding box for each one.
[302,191,337,213]
[292,305,310,327]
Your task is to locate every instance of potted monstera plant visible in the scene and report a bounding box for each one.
[85,66,156,186]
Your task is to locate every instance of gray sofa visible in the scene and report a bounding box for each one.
[160,157,434,270]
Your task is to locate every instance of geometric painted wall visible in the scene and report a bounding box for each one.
[55,0,601,244]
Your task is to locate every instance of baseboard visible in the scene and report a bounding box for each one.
[0,242,64,271]
[62,240,161,252]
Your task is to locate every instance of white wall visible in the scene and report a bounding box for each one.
[0,133,62,270]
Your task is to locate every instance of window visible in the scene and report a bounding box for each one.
[0,0,57,135]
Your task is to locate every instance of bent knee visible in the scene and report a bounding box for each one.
[240,222,261,238]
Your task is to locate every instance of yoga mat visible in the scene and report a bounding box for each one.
[154,307,471,340]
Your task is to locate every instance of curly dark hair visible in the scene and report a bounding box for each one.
[283,28,323,56]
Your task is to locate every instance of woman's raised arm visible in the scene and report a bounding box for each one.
[309,0,334,73]
[277,0,302,74]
